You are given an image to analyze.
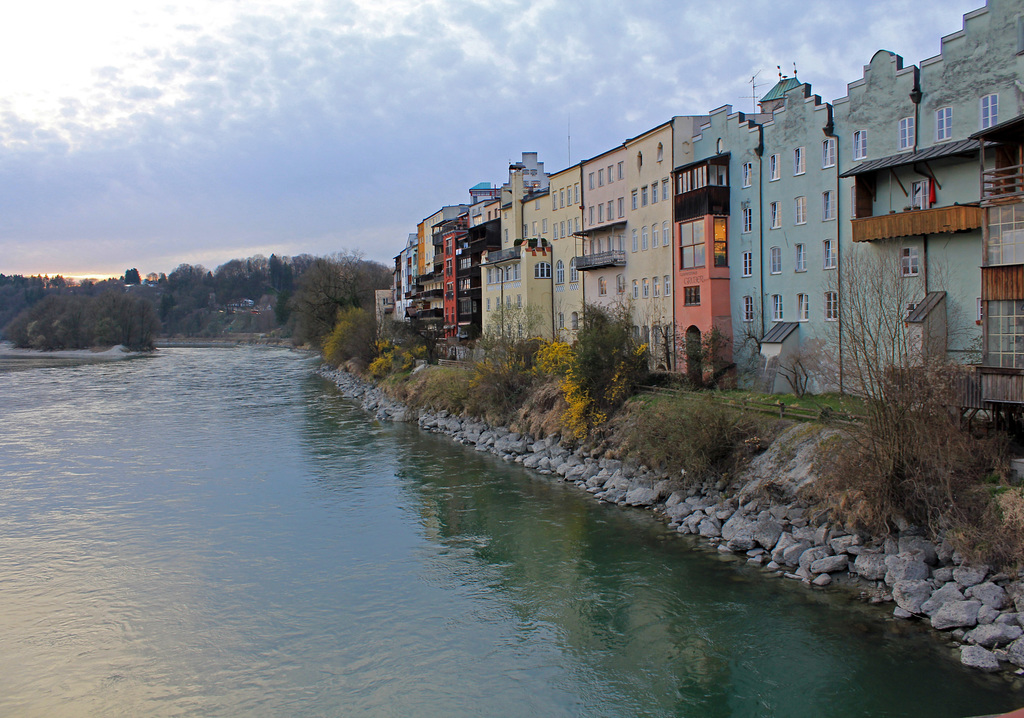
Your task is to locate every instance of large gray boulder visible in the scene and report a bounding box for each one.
[884,554,930,586]
[726,528,757,552]
[953,565,989,588]
[720,514,750,541]
[960,645,1002,673]
[965,623,1023,648]
[1006,636,1024,668]
[810,555,849,575]
[698,517,722,538]
[624,487,659,506]
[853,554,888,581]
[771,533,799,564]
[897,536,938,565]
[931,600,982,630]
[892,580,933,614]
[966,582,1008,610]
[921,583,965,616]
[781,541,814,567]
[753,519,784,551]
[797,545,831,570]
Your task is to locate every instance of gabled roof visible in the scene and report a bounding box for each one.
[760,77,801,103]
[839,139,979,177]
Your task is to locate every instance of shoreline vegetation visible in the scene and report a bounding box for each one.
[306,296,1024,680]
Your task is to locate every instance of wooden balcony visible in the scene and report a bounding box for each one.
[982,164,1024,205]
[674,185,730,223]
[851,204,982,242]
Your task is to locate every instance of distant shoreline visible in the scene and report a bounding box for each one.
[0,342,141,361]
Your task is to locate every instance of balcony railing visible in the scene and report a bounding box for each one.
[486,247,522,263]
[575,250,627,270]
[673,185,730,223]
[851,204,982,242]
[982,164,1024,204]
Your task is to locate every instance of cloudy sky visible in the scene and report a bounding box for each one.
[0,0,982,279]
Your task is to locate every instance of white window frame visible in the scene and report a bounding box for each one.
[901,246,919,277]
[742,207,753,233]
[632,229,638,252]
[743,295,754,322]
[794,147,805,175]
[936,107,952,141]
[797,293,809,321]
[663,275,671,296]
[853,130,867,161]
[825,291,838,321]
[770,202,780,229]
[770,246,781,274]
[795,243,806,272]
[772,294,784,322]
[742,162,753,188]
[555,260,564,284]
[769,153,780,181]
[822,138,836,168]
[898,117,915,151]
[822,190,835,221]
[823,239,836,269]
[794,196,807,225]
[742,251,753,277]
[981,94,999,130]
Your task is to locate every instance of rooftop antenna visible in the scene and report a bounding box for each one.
[748,70,765,113]
[793,62,798,79]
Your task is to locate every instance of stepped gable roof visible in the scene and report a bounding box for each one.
[759,76,801,103]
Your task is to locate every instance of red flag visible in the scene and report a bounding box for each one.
[929,179,937,207]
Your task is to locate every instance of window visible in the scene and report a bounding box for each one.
[598,169,604,187]
[772,294,784,321]
[825,291,838,321]
[742,162,753,187]
[608,165,613,182]
[552,194,557,211]
[936,107,952,141]
[822,190,835,221]
[618,161,624,180]
[641,186,648,206]
[560,220,565,238]
[560,189,565,208]
[770,202,780,228]
[663,221,669,246]
[569,258,578,283]
[652,224,660,248]
[632,190,638,210]
[663,275,671,296]
[987,300,1024,368]
[794,196,807,225]
[571,312,578,331]
[743,295,754,322]
[642,278,649,298]
[607,200,614,220]
[981,94,999,129]
[632,280,639,298]
[742,207,753,233]
[598,277,607,296]
[574,186,579,205]
[632,229,638,252]
[797,293,809,321]
[742,251,753,277]
[653,276,660,296]
[679,220,706,269]
[898,117,915,150]
[713,217,727,267]
[769,153,780,180]
[662,178,669,200]
[911,180,930,210]
[794,147,805,175]
[651,183,658,203]
[641,226,649,250]
[588,206,594,225]
[617,274,626,294]
[901,246,919,277]
[532,221,537,236]
[598,204,603,223]
[558,312,564,329]
[555,260,564,284]
[486,298,491,311]
[853,130,867,160]
[684,286,700,306]
[513,263,521,280]
[770,246,781,274]
[542,218,548,234]
[823,239,836,269]
[795,243,806,272]
[618,197,624,218]
[987,204,1024,265]
[589,172,595,189]
[822,138,836,168]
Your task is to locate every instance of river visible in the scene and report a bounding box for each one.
[0,346,1020,717]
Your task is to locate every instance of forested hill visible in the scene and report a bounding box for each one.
[0,252,392,350]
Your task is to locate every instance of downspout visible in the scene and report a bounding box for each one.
[755,124,765,342]
[910,71,927,298]
[823,104,843,393]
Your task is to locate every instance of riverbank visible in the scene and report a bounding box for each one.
[0,342,145,361]
[317,363,1024,680]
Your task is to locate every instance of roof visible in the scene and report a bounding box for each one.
[762,322,799,344]
[839,138,979,177]
[760,77,801,103]
[906,291,945,324]
[469,182,492,190]
[970,112,1024,144]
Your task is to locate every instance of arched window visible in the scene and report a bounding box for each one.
[555,260,564,284]
[599,277,607,296]
[569,258,578,283]
[616,274,625,294]
[535,262,551,279]
[571,312,579,330]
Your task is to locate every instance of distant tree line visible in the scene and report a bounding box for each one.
[1,251,393,349]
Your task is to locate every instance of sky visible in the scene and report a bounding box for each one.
[0,0,985,279]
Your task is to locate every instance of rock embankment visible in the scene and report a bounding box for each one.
[317,365,1024,676]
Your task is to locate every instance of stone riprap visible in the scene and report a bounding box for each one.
[316,365,1024,676]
